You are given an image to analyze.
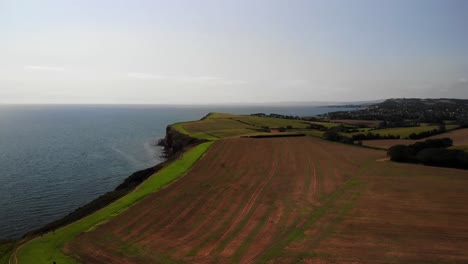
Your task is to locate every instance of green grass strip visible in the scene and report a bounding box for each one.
[171,123,219,141]
[171,122,192,135]
[14,142,214,264]
[0,241,15,264]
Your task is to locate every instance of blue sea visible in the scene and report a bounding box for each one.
[0,104,351,239]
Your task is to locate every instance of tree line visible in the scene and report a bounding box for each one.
[387,138,468,170]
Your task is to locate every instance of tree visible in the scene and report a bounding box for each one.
[387,145,415,162]
[324,131,340,141]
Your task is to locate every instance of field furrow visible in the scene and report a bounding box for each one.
[64,136,468,263]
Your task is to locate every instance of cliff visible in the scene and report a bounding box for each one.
[158,124,207,157]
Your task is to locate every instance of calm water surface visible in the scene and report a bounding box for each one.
[0,105,351,239]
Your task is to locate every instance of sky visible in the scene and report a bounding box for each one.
[1,0,467,104]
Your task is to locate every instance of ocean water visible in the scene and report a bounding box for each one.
[0,104,351,239]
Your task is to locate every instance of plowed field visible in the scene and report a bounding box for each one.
[64,137,468,263]
[64,137,382,263]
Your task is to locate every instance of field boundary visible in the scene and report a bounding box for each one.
[11,142,214,264]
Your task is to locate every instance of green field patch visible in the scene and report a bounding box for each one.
[205,112,238,119]
[170,122,219,140]
[14,142,214,264]
[189,132,220,141]
[171,113,333,140]
[208,128,259,138]
[232,116,313,129]
[0,241,15,264]
[295,129,324,138]
[309,121,340,128]
[348,126,438,138]
[184,118,255,133]
[446,124,460,131]
[449,145,468,152]
[171,122,191,135]
[346,124,460,139]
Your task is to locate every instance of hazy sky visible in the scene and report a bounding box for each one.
[1,0,467,104]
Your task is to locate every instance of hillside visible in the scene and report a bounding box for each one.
[63,138,468,263]
[322,98,468,123]
[11,112,468,263]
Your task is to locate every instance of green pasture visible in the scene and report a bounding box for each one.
[208,128,260,138]
[184,118,255,133]
[449,145,468,152]
[309,121,340,128]
[230,116,312,129]
[0,241,15,264]
[171,113,332,140]
[204,112,238,119]
[299,129,325,138]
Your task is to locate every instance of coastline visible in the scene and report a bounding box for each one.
[21,124,204,239]
[12,140,213,264]
[1,122,206,263]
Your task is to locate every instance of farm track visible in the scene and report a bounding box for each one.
[65,137,468,263]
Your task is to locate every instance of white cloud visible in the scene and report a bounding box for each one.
[24,65,65,71]
[459,77,467,83]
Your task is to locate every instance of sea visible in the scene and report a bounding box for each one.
[0,104,352,239]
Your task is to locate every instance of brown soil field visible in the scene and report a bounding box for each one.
[65,137,468,263]
[362,128,468,149]
[64,137,380,263]
[303,162,468,264]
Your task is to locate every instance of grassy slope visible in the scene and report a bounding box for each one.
[171,113,331,140]
[13,113,325,263]
[0,241,14,264]
[232,116,312,129]
[171,122,219,141]
[64,137,384,263]
[13,142,214,264]
[450,145,468,152]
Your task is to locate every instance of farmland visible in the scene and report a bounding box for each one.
[11,113,468,264]
[309,162,468,263]
[347,124,459,138]
[173,113,327,140]
[331,119,382,128]
[362,128,468,149]
[64,137,382,263]
[64,137,468,263]
[171,113,463,142]
[13,142,214,264]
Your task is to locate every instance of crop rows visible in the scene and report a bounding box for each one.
[65,137,382,263]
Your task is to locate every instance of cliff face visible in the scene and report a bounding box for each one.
[160,125,206,157]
